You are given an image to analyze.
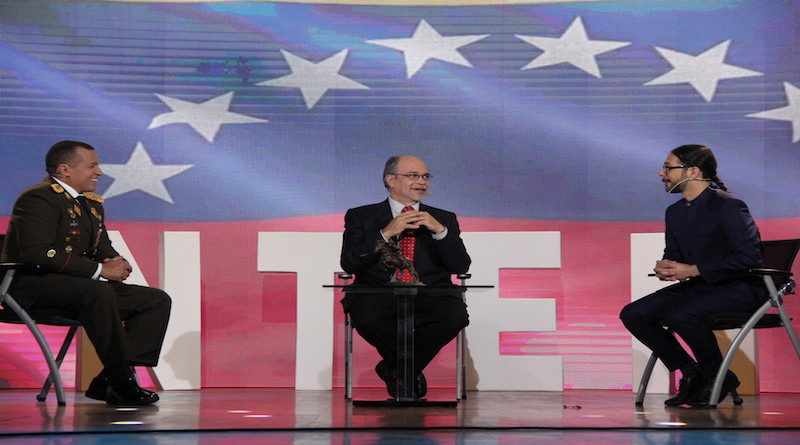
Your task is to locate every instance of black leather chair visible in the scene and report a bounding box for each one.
[0,234,83,405]
[635,239,800,407]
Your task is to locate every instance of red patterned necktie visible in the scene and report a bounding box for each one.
[398,206,416,282]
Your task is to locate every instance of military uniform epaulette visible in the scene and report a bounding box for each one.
[83,192,104,203]
[50,183,65,193]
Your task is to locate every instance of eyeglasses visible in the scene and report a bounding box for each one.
[393,173,432,181]
[661,164,688,173]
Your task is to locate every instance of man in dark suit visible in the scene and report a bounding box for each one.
[340,155,471,399]
[1,140,171,406]
[620,144,764,407]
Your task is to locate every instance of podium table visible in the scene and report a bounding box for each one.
[325,281,492,407]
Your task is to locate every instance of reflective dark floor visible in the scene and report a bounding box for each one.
[1,388,799,444]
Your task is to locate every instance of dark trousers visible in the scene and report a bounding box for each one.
[12,273,171,379]
[620,280,763,378]
[346,292,468,375]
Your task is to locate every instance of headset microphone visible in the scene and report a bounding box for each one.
[666,178,711,194]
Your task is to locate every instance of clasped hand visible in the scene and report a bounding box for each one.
[100,256,132,282]
[382,209,445,239]
[653,259,699,282]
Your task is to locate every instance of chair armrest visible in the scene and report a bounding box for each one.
[750,268,793,277]
[1,262,42,274]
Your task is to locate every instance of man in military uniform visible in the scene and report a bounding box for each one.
[1,140,171,406]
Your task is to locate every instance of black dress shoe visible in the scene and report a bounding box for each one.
[106,378,160,406]
[375,360,398,398]
[86,372,158,402]
[415,373,427,398]
[664,376,705,406]
[85,375,110,401]
[688,371,740,407]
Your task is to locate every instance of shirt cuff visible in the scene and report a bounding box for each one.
[91,263,102,280]
[432,227,448,241]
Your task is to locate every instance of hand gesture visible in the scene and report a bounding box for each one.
[653,259,699,282]
[100,256,132,282]
[382,209,445,238]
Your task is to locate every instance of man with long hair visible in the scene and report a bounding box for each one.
[620,144,763,407]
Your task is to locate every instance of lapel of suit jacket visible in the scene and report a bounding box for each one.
[378,199,394,235]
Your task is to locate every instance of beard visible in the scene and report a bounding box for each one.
[664,176,688,193]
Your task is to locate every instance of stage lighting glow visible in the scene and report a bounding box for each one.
[657,422,688,426]
[110,421,145,425]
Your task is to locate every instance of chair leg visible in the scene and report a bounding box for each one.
[39,326,79,402]
[635,352,659,406]
[460,333,467,400]
[2,295,67,405]
[776,305,800,361]
[456,330,465,401]
[457,276,468,401]
[345,312,353,400]
[708,300,771,407]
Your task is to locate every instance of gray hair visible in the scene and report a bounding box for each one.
[382,156,401,188]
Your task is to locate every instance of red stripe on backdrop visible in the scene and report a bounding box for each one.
[1,216,799,391]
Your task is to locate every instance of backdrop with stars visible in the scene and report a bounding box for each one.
[1,0,799,391]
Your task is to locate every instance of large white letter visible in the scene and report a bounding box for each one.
[257,232,342,390]
[108,231,201,390]
[630,233,672,394]
[461,232,562,391]
[158,231,202,389]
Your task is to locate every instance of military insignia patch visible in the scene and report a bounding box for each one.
[74,204,82,217]
[46,249,56,258]
[67,208,77,219]
[50,183,65,193]
[84,192,104,203]
[90,207,101,220]
[65,245,73,253]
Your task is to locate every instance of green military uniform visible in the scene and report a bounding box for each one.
[1,178,171,374]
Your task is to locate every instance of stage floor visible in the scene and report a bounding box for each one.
[1,388,799,444]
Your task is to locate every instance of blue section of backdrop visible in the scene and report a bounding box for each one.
[1,0,798,222]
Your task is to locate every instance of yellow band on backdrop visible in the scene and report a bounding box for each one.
[106,0,643,5]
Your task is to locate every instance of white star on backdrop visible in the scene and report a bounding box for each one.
[149,92,267,142]
[258,49,369,109]
[101,142,193,204]
[645,40,762,102]
[515,16,630,78]
[747,82,800,143]
[366,19,489,79]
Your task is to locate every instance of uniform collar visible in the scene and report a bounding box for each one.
[52,176,80,199]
